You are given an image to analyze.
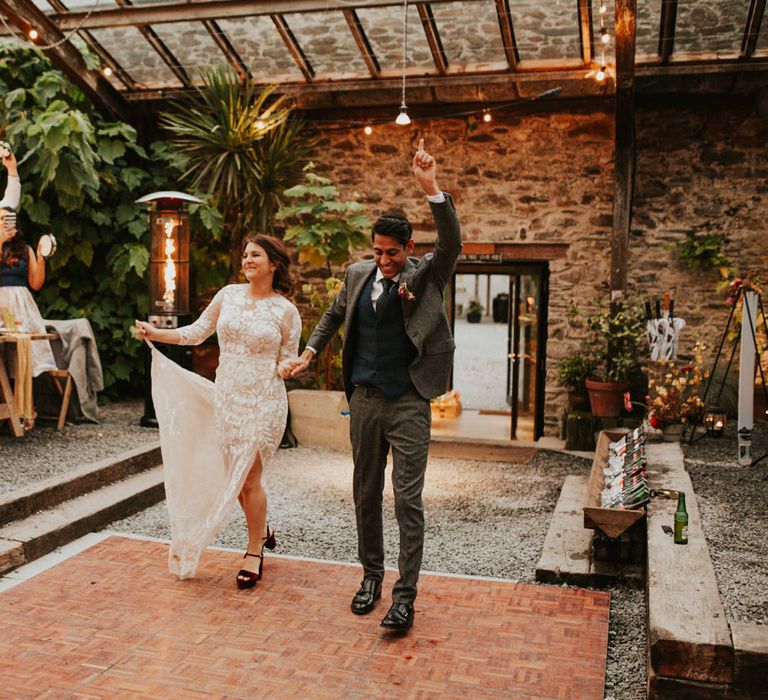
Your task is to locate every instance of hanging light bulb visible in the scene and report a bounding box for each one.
[596,66,607,81]
[482,110,492,123]
[395,104,411,126]
[599,3,607,13]
[395,0,411,127]
[256,120,266,130]
[601,27,610,44]
[364,125,373,135]
[103,66,113,77]
[28,29,38,40]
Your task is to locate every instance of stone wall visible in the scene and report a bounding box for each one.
[299,99,768,436]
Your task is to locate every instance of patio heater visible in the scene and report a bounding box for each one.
[136,191,202,427]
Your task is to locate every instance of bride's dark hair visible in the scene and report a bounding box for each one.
[241,233,294,295]
[0,208,26,268]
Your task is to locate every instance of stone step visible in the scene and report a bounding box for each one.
[0,466,164,577]
[535,474,642,587]
[0,443,161,527]
[645,442,733,687]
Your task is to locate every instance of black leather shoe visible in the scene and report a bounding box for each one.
[380,602,414,631]
[351,578,382,615]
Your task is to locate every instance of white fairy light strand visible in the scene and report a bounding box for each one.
[0,0,102,52]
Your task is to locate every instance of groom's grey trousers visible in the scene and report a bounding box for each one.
[349,385,431,605]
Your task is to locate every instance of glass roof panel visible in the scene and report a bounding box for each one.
[635,0,659,59]
[88,26,183,89]
[284,10,372,77]
[512,0,581,61]
[29,0,55,13]
[60,0,119,8]
[674,0,750,56]
[431,0,506,66]
[756,19,768,52]
[357,4,434,72]
[149,21,226,85]
[217,16,303,82]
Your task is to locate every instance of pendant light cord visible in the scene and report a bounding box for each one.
[400,0,409,108]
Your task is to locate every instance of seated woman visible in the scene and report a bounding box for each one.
[0,149,56,377]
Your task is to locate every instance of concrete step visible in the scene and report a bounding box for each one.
[0,443,160,527]
[0,465,164,576]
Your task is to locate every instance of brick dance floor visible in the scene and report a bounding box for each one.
[1,536,610,699]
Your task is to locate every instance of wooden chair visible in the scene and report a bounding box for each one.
[43,367,73,432]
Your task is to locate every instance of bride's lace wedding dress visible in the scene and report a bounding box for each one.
[148,285,301,579]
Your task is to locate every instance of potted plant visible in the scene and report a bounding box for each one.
[558,353,597,412]
[577,299,647,417]
[466,299,484,323]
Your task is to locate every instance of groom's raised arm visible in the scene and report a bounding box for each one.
[412,139,461,290]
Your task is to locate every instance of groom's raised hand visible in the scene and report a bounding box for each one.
[412,138,440,196]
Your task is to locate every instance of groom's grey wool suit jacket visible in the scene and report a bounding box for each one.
[307,195,462,402]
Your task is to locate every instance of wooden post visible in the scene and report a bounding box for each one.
[609,0,637,310]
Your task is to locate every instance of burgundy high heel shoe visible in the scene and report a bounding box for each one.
[235,527,276,590]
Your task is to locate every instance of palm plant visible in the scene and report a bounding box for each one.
[159,68,308,275]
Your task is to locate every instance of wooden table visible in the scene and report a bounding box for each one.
[0,332,55,437]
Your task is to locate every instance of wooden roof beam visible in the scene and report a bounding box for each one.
[658,0,677,63]
[202,19,251,82]
[343,8,381,78]
[577,0,593,64]
[741,0,767,58]
[0,0,133,122]
[271,14,314,82]
[610,0,637,300]
[417,3,448,75]
[494,0,519,69]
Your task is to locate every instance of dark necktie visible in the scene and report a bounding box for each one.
[375,278,395,315]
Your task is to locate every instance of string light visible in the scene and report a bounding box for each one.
[482,110,492,123]
[103,66,113,77]
[596,66,606,81]
[28,29,38,40]
[364,125,373,135]
[395,0,410,125]
[256,120,266,130]
[588,3,610,82]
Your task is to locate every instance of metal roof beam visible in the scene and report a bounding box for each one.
[271,14,314,82]
[0,0,134,122]
[741,0,767,58]
[494,0,519,69]
[658,0,677,63]
[202,19,251,82]
[343,8,381,78]
[417,3,448,75]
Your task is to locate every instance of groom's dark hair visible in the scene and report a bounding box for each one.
[372,209,412,246]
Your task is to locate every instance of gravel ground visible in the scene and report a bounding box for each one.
[110,442,647,700]
[683,421,768,626]
[0,399,159,494]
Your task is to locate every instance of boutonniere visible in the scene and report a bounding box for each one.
[398,281,416,302]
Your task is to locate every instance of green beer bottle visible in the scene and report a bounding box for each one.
[674,492,688,545]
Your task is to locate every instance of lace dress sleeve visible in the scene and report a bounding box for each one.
[276,301,302,374]
[178,287,226,346]
[0,175,20,210]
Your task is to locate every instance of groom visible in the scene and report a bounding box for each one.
[289,139,461,630]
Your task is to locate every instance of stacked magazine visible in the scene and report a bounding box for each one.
[600,427,649,510]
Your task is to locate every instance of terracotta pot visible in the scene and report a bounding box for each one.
[585,378,629,418]
[567,390,590,412]
[662,423,683,442]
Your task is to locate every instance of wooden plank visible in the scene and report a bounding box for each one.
[343,8,381,78]
[417,2,448,75]
[645,442,734,684]
[658,0,678,63]
[731,622,768,695]
[741,0,767,58]
[0,0,133,122]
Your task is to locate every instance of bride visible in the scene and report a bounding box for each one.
[135,234,301,586]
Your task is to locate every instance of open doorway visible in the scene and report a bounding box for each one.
[438,263,548,441]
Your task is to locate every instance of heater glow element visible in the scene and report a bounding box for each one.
[162,219,178,309]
